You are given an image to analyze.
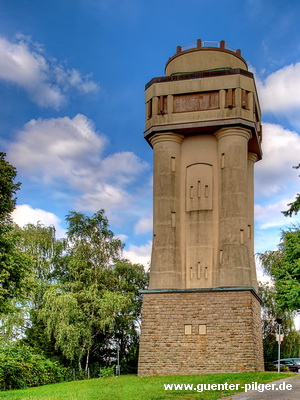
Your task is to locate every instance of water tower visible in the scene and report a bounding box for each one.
[138,40,264,376]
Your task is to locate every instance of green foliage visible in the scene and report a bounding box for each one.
[258,282,300,361]
[40,286,131,365]
[38,211,148,373]
[0,152,21,221]
[259,227,300,311]
[1,207,149,386]
[15,223,66,284]
[99,365,115,378]
[0,224,34,314]
[0,344,72,390]
[106,260,149,373]
[65,209,123,274]
[0,154,33,314]
[0,304,30,344]
[14,223,67,358]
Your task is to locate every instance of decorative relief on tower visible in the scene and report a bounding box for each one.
[186,247,213,288]
[186,163,213,211]
[173,91,219,113]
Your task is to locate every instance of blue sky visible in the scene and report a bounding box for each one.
[1,0,300,274]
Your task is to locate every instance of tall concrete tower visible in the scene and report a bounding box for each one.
[138,40,264,376]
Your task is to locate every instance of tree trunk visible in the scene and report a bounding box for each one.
[85,349,90,375]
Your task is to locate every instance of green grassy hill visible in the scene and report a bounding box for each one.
[0,372,293,400]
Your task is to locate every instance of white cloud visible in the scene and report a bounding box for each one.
[258,63,300,113]
[255,196,300,230]
[0,35,98,109]
[76,184,132,213]
[7,114,105,184]
[12,204,66,238]
[101,152,148,186]
[254,122,300,254]
[115,233,128,242]
[255,257,272,284]
[123,241,152,268]
[134,217,152,234]
[7,114,149,215]
[255,123,300,196]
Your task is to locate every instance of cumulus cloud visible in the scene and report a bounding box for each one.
[134,217,152,235]
[255,122,300,196]
[0,34,98,109]
[115,233,128,242]
[253,122,300,253]
[12,204,66,238]
[7,114,148,214]
[8,114,105,184]
[255,196,300,230]
[123,241,152,268]
[255,257,272,284]
[76,185,132,213]
[258,63,300,113]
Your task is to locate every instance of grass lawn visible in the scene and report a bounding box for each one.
[0,372,293,400]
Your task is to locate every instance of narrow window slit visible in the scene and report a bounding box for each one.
[197,181,201,198]
[219,250,223,263]
[240,229,245,244]
[171,157,176,172]
[221,153,225,169]
[247,225,251,239]
[171,212,176,228]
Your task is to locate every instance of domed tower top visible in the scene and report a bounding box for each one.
[165,39,247,76]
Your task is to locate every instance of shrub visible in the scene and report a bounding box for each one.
[99,365,115,378]
[0,344,72,390]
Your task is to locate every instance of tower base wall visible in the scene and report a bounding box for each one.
[138,289,264,376]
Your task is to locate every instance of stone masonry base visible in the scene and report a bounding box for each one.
[138,289,264,376]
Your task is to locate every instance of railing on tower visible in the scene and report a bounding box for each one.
[177,39,241,56]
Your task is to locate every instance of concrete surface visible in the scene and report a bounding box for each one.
[219,375,300,400]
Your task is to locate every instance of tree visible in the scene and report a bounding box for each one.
[14,223,67,358]
[259,227,300,311]
[0,152,21,221]
[1,207,149,373]
[15,223,66,308]
[39,210,140,373]
[0,153,33,314]
[258,282,300,362]
[41,286,130,372]
[94,259,149,373]
[282,164,300,217]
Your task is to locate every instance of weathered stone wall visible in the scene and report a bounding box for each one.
[138,290,264,376]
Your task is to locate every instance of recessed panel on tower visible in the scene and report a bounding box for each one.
[186,163,213,211]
